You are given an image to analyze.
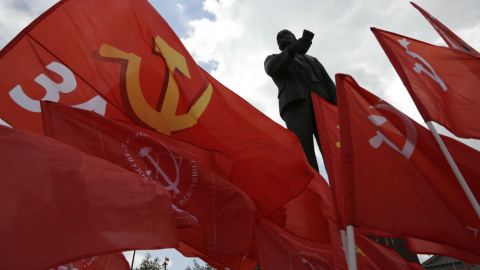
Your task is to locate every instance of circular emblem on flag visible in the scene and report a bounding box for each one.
[122,131,198,205]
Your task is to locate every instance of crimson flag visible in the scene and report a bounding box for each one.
[372,27,480,140]
[411,2,479,54]
[406,237,480,264]
[42,101,256,257]
[257,219,335,270]
[328,218,423,270]
[313,92,421,264]
[270,169,335,245]
[336,73,480,255]
[0,126,177,270]
[51,253,130,270]
[175,234,259,270]
[312,92,399,238]
[311,93,346,229]
[0,0,313,217]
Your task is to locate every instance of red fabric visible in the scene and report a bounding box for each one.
[0,126,177,270]
[406,237,480,264]
[267,168,335,246]
[372,27,480,140]
[42,101,256,256]
[336,73,480,255]
[0,0,313,217]
[175,234,250,270]
[311,93,346,229]
[176,231,260,270]
[328,219,423,270]
[312,93,400,239]
[410,2,479,54]
[52,253,130,270]
[257,219,334,270]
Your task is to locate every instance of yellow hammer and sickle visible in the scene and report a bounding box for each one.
[99,36,212,135]
[355,246,365,257]
[336,125,340,148]
[342,245,366,257]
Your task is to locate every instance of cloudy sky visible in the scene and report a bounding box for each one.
[1,0,480,268]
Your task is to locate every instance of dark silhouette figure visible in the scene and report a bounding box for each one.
[264,29,337,171]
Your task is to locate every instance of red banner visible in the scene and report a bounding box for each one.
[274,170,335,245]
[372,27,480,140]
[328,219,423,270]
[0,0,313,217]
[175,236,259,270]
[311,93,346,229]
[51,253,130,270]
[406,237,480,264]
[411,2,479,54]
[257,219,334,270]
[336,73,480,255]
[42,101,256,256]
[0,125,177,270]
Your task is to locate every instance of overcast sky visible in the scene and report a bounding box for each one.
[1,0,480,268]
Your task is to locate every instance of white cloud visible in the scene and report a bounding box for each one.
[180,0,480,145]
[418,254,432,263]
[1,0,480,264]
[0,0,59,49]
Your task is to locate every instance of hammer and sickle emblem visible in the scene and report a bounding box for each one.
[99,36,212,135]
[138,146,181,195]
[398,38,447,91]
[367,103,417,159]
[342,245,366,257]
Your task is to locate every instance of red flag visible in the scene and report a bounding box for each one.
[175,236,257,270]
[328,218,423,270]
[311,93,346,229]
[257,219,335,270]
[42,101,256,256]
[52,253,130,270]
[411,2,479,54]
[312,93,399,238]
[406,237,480,264]
[165,257,169,262]
[313,92,420,262]
[336,73,480,255]
[372,27,480,140]
[0,126,177,270]
[0,0,313,217]
[271,169,335,245]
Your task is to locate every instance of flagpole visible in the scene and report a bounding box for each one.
[346,225,358,270]
[130,250,136,270]
[67,263,73,270]
[340,229,349,267]
[426,121,480,220]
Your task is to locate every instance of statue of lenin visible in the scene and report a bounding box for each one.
[264,29,337,171]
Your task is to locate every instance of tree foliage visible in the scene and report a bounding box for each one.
[185,259,215,270]
[184,260,261,270]
[135,253,163,270]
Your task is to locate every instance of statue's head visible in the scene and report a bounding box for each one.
[277,29,296,51]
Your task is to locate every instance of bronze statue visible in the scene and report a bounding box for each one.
[264,29,337,171]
